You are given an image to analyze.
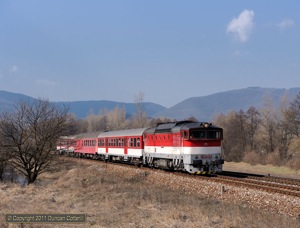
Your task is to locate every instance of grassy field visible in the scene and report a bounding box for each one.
[0,159,299,227]
[223,162,300,179]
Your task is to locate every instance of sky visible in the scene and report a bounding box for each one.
[0,1,299,107]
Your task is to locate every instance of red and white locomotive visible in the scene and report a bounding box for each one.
[57,121,224,174]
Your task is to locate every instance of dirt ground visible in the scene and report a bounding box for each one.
[0,158,299,228]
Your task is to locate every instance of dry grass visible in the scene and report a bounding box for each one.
[0,159,299,227]
[224,161,300,179]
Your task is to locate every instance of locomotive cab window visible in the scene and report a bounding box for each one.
[189,130,222,140]
[190,131,205,139]
[207,130,222,139]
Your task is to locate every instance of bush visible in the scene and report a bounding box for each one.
[243,151,261,165]
[286,159,300,170]
[266,149,281,166]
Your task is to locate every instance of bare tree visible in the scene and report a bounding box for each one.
[133,92,148,128]
[0,147,9,181]
[246,106,261,151]
[86,113,105,132]
[260,96,280,153]
[0,99,69,184]
[289,92,300,136]
[106,107,127,130]
[214,111,245,161]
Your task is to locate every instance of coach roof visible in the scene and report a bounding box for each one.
[74,131,102,139]
[98,128,148,138]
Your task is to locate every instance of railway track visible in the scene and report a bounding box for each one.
[212,174,300,197]
[60,155,300,197]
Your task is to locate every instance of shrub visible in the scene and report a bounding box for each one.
[243,151,261,165]
[286,159,300,170]
[266,149,281,166]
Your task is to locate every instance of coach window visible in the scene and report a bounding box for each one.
[133,138,137,147]
[137,138,140,147]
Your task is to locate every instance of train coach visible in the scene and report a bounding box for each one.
[57,120,224,174]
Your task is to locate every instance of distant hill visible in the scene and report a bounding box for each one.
[0,91,166,118]
[154,87,300,121]
[55,100,167,119]
[0,90,36,113]
[1,87,300,120]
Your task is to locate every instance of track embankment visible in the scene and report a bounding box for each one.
[61,157,300,218]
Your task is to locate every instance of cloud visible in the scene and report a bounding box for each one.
[227,10,255,42]
[9,65,18,73]
[277,19,295,29]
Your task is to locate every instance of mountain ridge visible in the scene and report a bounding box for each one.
[1,87,300,120]
[154,87,300,120]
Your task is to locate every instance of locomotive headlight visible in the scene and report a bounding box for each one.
[204,122,210,128]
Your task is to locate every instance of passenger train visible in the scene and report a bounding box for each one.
[57,121,224,174]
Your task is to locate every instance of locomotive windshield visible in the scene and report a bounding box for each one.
[189,130,222,140]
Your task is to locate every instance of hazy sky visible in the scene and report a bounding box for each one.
[1,1,299,107]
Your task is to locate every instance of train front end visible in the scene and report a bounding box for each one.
[181,122,224,174]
